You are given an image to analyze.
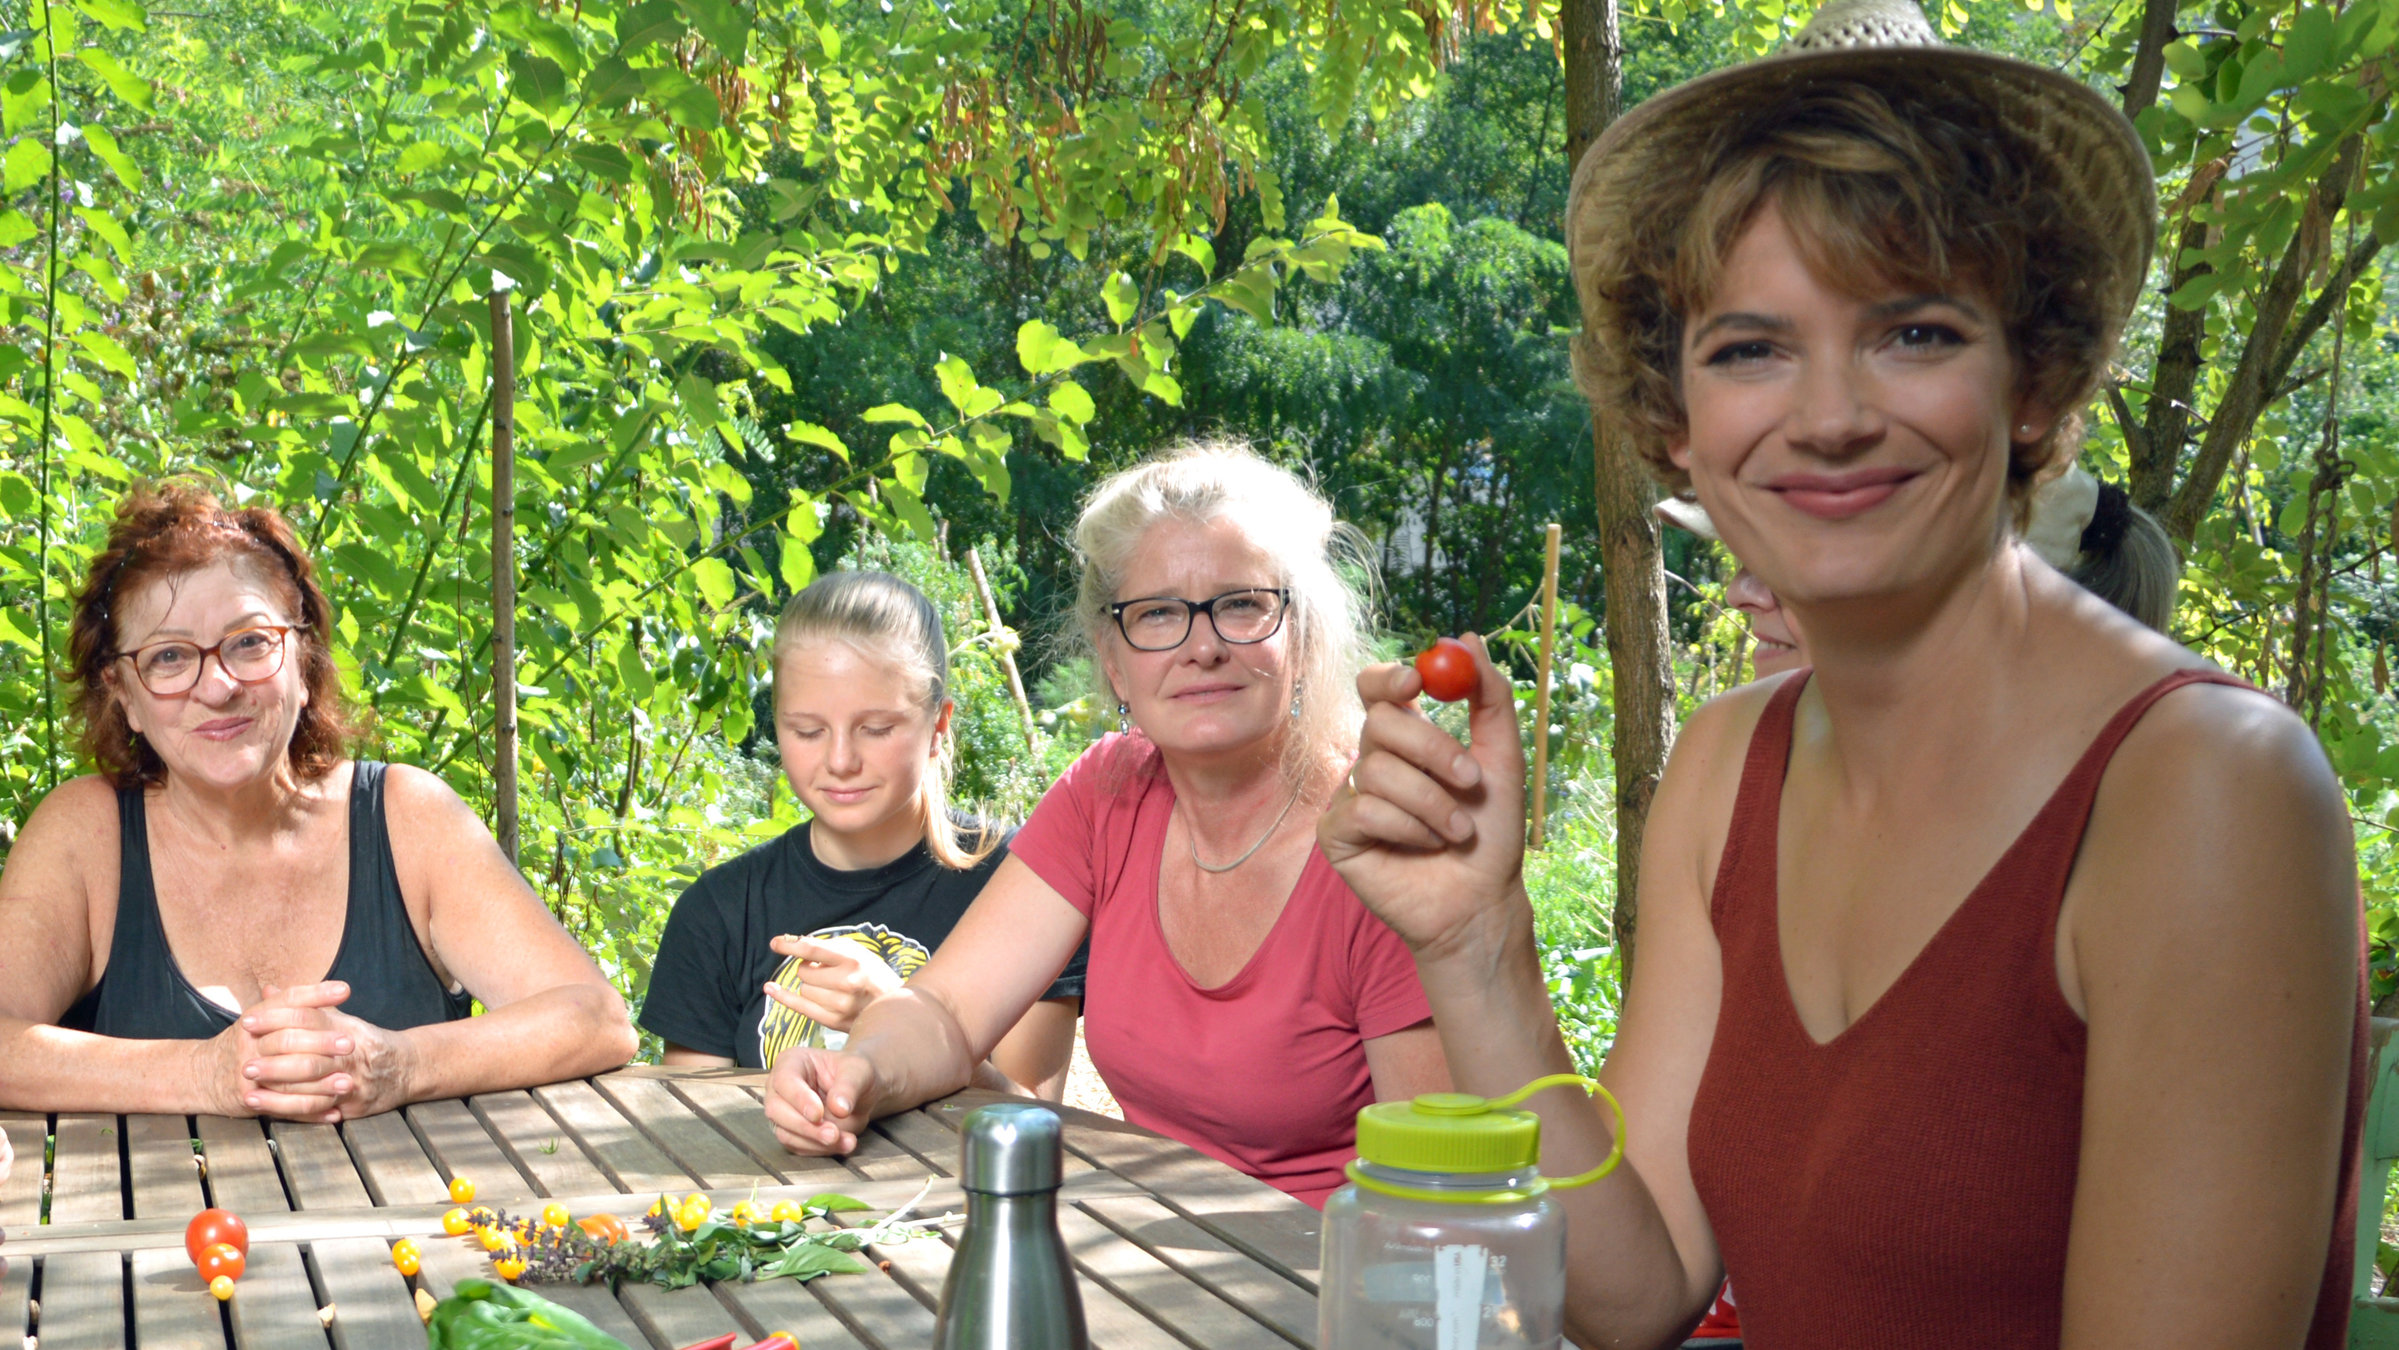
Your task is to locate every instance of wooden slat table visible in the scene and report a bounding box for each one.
[0,1067,1322,1349]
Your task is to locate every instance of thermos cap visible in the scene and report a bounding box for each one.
[958,1102,1064,1195]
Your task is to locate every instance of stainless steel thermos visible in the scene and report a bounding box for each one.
[934,1102,1089,1350]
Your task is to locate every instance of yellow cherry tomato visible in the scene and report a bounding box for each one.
[768,1200,802,1223]
[448,1176,476,1205]
[209,1275,235,1302]
[729,1200,762,1226]
[391,1239,421,1278]
[540,1202,570,1230]
[478,1225,510,1252]
[493,1251,527,1282]
[441,1207,472,1237]
[681,1192,708,1214]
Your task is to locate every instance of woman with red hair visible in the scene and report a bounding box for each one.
[0,480,635,1120]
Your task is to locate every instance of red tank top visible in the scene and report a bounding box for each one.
[1685,669,2366,1347]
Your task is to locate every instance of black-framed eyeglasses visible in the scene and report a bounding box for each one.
[1109,588,1291,652]
[115,625,299,696]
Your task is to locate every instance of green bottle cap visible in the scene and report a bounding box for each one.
[1353,1092,1543,1176]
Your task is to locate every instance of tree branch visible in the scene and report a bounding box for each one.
[2164,134,2366,545]
[2118,0,2178,123]
[2134,204,2213,512]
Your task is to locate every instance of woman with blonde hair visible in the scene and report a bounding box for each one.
[640,570,1086,1096]
[1321,1,2364,1344]
[763,442,1449,1206]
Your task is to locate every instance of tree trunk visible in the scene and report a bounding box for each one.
[2118,0,2178,123]
[490,287,521,868]
[1563,0,1672,981]
[2163,134,2369,545]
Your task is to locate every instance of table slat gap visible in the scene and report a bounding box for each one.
[197,1117,297,1216]
[268,1123,373,1211]
[400,1100,537,1204]
[464,1091,617,1200]
[36,1248,130,1350]
[662,1079,855,1186]
[868,1111,959,1177]
[127,1114,208,1220]
[226,1241,333,1349]
[523,1080,693,1200]
[336,1114,450,1208]
[705,1275,874,1350]
[305,1237,425,1350]
[586,1074,786,1190]
[807,1214,940,1349]
[128,1245,230,1350]
[49,1115,126,1226]
[1076,1194,1318,1347]
[0,1111,50,1229]
[615,1280,748,1349]
[0,1236,31,1343]
[1057,1201,1295,1350]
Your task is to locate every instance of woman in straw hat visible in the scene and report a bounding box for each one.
[1320,2,2366,1344]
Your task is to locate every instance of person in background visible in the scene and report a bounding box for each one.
[762,442,1450,1207]
[0,479,635,1120]
[1322,1,2363,1343]
[640,570,1085,1098]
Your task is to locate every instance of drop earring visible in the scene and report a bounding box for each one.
[1116,701,1129,734]
[1289,682,1304,720]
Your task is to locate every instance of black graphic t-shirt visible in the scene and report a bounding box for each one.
[639,820,1087,1068]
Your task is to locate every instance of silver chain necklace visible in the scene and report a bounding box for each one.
[1187,780,1306,874]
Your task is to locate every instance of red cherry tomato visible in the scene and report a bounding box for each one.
[197,1242,246,1283]
[1414,638,1477,703]
[185,1209,248,1266]
[577,1213,630,1245]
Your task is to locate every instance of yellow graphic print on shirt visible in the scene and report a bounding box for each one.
[755,922,932,1064]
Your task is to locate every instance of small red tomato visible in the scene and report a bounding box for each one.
[1414,637,1477,703]
[185,1209,248,1266]
[198,1242,246,1284]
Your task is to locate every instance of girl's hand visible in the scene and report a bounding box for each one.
[763,934,906,1035]
[1319,633,1528,957]
[766,1047,880,1155]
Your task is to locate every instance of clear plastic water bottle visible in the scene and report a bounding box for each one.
[1320,1074,1624,1350]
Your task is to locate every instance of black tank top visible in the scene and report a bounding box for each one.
[59,761,475,1039]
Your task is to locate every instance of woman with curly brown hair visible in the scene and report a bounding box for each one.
[0,479,634,1120]
[1320,1,2364,1345]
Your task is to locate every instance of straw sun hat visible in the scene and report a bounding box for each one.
[1568,0,2158,450]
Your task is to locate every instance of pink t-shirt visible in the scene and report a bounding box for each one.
[1010,734,1434,1208]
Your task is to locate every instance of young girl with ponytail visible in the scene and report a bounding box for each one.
[639,570,1085,1097]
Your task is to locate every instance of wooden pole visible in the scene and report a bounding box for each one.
[490,287,520,867]
[965,544,1038,749]
[1530,523,1563,849]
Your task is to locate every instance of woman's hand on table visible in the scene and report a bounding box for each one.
[1319,633,1529,958]
[766,1047,880,1155]
[229,981,418,1120]
[762,934,906,1035]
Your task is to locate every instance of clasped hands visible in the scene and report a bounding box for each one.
[209,980,414,1122]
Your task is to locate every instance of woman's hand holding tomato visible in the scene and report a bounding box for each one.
[234,981,417,1121]
[761,934,906,1035]
[1318,633,1530,957]
[764,1046,881,1156]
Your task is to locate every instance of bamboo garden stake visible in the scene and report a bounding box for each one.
[1531,522,1562,850]
[966,545,1038,749]
[491,286,520,866]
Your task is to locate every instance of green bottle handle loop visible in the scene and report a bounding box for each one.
[1484,1073,1625,1191]
[1342,1074,1627,1205]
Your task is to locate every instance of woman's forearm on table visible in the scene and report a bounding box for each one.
[844,988,982,1116]
[1413,895,1711,1349]
[0,1020,219,1114]
[393,985,636,1102]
